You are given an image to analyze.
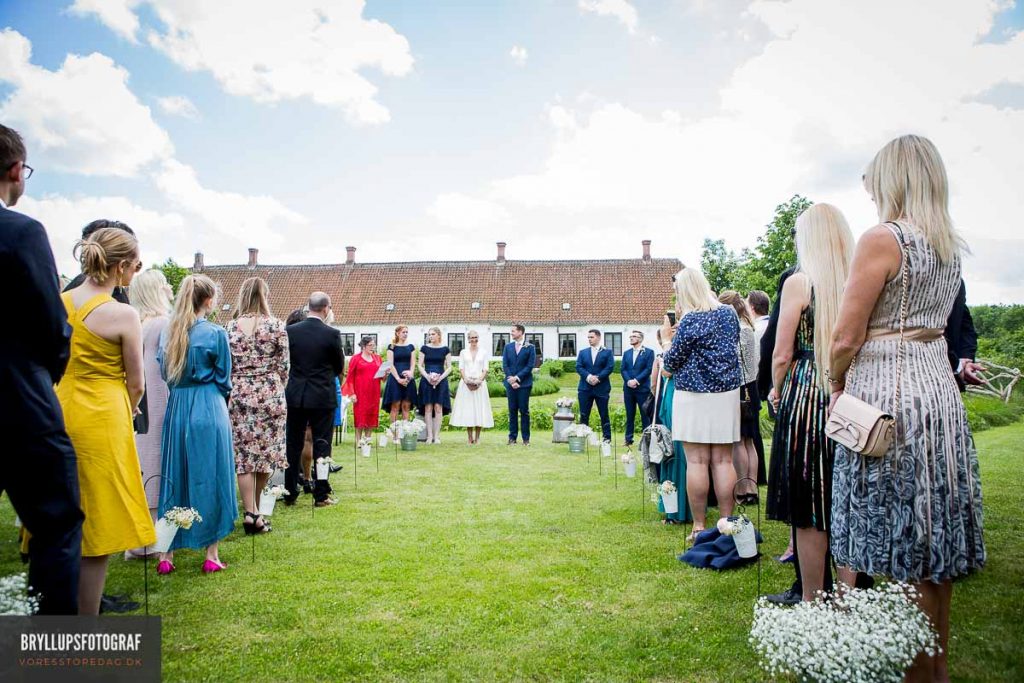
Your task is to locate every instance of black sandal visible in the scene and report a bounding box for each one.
[243,511,271,535]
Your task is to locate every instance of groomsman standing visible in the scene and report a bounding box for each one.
[502,324,535,445]
[620,330,653,448]
[576,329,614,442]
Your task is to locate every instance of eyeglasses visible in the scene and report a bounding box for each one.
[8,161,33,180]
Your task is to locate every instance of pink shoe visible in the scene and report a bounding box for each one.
[156,560,175,575]
[201,559,227,574]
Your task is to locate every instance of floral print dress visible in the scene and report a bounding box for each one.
[227,315,290,474]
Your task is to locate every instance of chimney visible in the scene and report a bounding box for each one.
[346,246,356,265]
[193,251,204,271]
[642,239,651,261]
[496,241,507,263]
[247,248,258,268]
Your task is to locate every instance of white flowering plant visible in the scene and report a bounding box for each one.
[394,419,427,439]
[657,480,677,496]
[0,573,38,615]
[555,397,575,408]
[621,451,635,464]
[163,506,203,530]
[315,456,334,465]
[750,582,940,683]
[716,513,751,536]
[263,484,287,500]
[357,436,372,448]
[564,424,593,438]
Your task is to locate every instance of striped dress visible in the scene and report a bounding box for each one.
[766,294,833,531]
[831,223,985,582]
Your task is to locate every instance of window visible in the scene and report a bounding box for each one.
[604,332,623,357]
[339,333,355,356]
[492,333,510,356]
[559,333,577,358]
[449,333,465,356]
[361,333,377,349]
[525,333,543,358]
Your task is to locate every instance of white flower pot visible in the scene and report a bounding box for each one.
[588,433,600,446]
[378,434,389,448]
[151,518,178,553]
[600,442,612,457]
[624,461,636,478]
[316,462,330,480]
[258,492,277,517]
[732,519,758,558]
[361,444,372,458]
[661,491,679,514]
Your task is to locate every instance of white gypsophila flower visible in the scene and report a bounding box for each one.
[0,573,38,615]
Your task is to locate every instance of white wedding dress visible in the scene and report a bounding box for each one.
[450,348,494,427]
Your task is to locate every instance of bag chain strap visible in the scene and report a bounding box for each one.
[892,222,910,417]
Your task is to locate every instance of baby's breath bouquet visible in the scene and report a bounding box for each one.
[620,451,635,464]
[357,436,372,448]
[555,397,575,409]
[315,456,334,465]
[657,480,676,496]
[717,513,750,536]
[163,506,202,530]
[0,573,38,615]
[394,419,427,439]
[263,484,287,500]
[750,582,940,683]
[564,423,593,438]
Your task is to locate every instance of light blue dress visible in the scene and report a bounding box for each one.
[157,320,237,550]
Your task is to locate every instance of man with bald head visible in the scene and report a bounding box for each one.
[284,292,345,507]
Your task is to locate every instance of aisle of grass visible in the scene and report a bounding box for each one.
[1,422,1021,681]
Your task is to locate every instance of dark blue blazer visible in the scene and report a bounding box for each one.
[0,205,72,435]
[576,347,614,397]
[502,342,535,389]
[620,346,653,394]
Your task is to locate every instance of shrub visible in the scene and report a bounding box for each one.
[562,359,577,375]
[541,360,563,378]
[531,376,559,396]
[964,394,1024,433]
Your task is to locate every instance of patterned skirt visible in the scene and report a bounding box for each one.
[229,373,287,474]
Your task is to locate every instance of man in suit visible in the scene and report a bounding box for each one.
[576,329,614,442]
[0,124,84,614]
[284,292,345,507]
[502,324,536,445]
[620,330,654,448]
[946,281,984,392]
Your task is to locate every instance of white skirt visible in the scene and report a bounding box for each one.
[672,388,740,444]
[450,380,494,428]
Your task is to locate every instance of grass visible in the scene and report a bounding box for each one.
[1,421,1022,681]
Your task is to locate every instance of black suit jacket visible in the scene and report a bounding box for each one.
[0,205,73,434]
[64,272,129,304]
[757,266,795,400]
[285,317,345,410]
[945,280,977,392]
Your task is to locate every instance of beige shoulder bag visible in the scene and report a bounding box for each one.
[824,223,908,457]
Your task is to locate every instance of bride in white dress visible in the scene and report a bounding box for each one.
[450,330,494,443]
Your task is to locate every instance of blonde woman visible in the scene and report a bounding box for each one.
[59,227,155,613]
[382,325,417,429]
[126,269,173,558]
[417,327,452,444]
[829,135,985,680]
[718,291,761,505]
[660,267,740,541]
[225,277,289,535]
[450,330,494,443]
[767,203,853,602]
[156,275,236,574]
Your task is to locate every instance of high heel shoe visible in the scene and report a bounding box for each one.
[201,559,227,574]
[242,511,271,535]
[156,560,175,575]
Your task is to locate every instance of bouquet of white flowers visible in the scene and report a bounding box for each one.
[357,436,372,448]
[717,513,750,536]
[0,573,37,615]
[750,583,940,683]
[263,484,287,500]
[564,423,593,438]
[621,451,635,464]
[163,506,203,530]
[657,480,676,496]
[394,419,427,439]
[555,397,575,408]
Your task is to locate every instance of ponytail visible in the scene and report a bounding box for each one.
[73,226,137,285]
[164,274,218,383]
[392,325,407,346]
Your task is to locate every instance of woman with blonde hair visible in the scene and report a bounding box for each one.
[156,274,236,574]
[418,326,452,444]
[225,277,289,535]
[381,325,417,431]
[767,203,854,602]
[59,226,155,613]
[450,330,494,443]
[718,290,761,505]
[126,268,174,558]
[660,267,741,541]
[829,135,984,680]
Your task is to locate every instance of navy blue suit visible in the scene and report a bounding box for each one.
[620,346,654,445]
[576,346,614,440]
[0,204,83,614]
[502,341,536,442]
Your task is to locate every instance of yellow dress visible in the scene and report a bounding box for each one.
[57,293,155,557]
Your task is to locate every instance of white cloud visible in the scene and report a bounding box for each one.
[0,28,173,177]
[155,94,198,119]
[578,0,639,34]
[73,0,415,125]
[509,45,528,66]
[68,0,140,43]
[427,193,511,231]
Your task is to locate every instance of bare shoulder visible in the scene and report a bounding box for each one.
[781,272,810,300]
[858,224,900,253]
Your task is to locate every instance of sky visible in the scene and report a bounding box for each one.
[1,0,1022,304]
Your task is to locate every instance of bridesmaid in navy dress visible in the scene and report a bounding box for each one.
[417,327,452,444]
[382,325,417,433]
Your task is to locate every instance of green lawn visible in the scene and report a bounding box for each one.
[1,422,1021,681]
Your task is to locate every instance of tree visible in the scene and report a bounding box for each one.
[155,258,189,294]
[731,195,812,294]
[699,238,740,293]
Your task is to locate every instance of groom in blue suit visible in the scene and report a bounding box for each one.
[502,323,536,445]
[576,329,614,442]
[620,330,654,447]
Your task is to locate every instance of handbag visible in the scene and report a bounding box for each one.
[641,369,672,466]
[737,334,753,419]
[824,223,908,457]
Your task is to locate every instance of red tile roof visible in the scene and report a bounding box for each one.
[199,257,682,326]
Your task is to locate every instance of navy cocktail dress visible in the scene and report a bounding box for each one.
[382,344,417,411]
[417,345,452,415]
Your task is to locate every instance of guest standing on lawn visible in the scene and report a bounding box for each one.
[576,329,614,443]
[450,330,494,444]
[342,335,383,444]
[418,327,452,444]
[226,277,289,536]
[382,325,417,428]
[157,274,236,574]
[502,324,536,446]
[621,330,654,450]
[718,291,761,505]
[651,333,692,524]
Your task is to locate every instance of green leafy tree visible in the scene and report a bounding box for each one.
[699,238,741,293]
[732,195,812,294]
[155,258,189,294]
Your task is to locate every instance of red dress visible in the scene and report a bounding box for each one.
[342,353,383,428]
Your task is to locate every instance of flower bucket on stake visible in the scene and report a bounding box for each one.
[622,453,637,478]
[151,518,178,553]
[315,457,331,480]
[658,481,678,514]
[600,441,611,457]
[258,485,286,517]
[152,506,202,553]
[718,514,757,558]
[564,424,592,453]
[378,434,389,448]
[361,444,372,457]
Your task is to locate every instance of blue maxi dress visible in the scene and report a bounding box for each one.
[157,320,237,550]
